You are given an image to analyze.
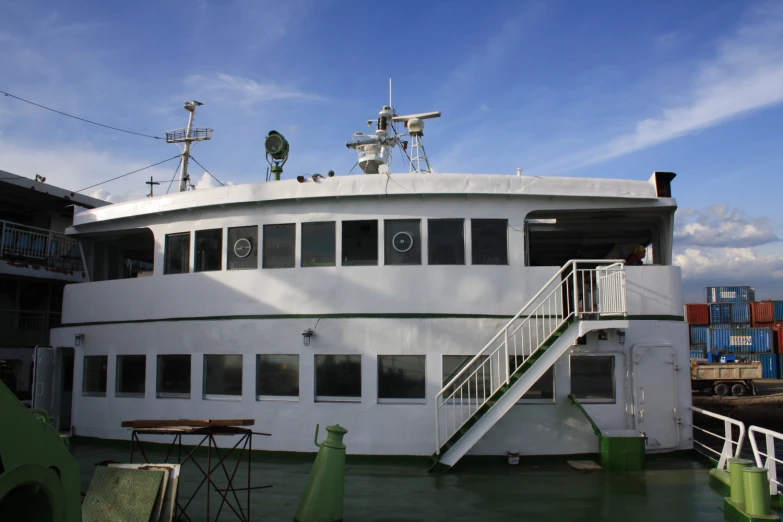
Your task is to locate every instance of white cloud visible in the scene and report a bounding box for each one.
[547,2,783,171]
[185,73,324,106]
[675,204,779,248]
[675,247,783,279]
[193,171,222,190]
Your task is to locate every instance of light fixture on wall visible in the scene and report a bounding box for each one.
[74,333,85,347]
[617,330,626,345]
[597,330,608,341]
[302,329,314,346]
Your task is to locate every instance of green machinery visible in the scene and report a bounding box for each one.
[265,130,290,181]
[0,380,81,522]
[295,424,348,522]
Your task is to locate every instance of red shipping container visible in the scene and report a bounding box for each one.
[752,301,776,324]
[776,328,783,353]
[686,304,709,325]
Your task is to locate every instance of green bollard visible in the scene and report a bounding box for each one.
[729,458,754,506]
[743,467,772,517]
[294,424,348,522]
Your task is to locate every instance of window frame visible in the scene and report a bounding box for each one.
[164,232,191,275]
[115,354,146,398]
[569,354,616,404]
[262,223,296,269]
[194,228,223,272]
[314,354,362,402]
[203,354,243,400]
[82,355,108,397]
[384,219,422,266]
[441,354,491,402]
[301,221,336,267]
[256,354,300,401]
[341,220,379,267]
[427,219,466,265]
[512,360,556,404]
[470,219,509,265]
[227,225,259,270]
[156,354,191,399]
[377,355,426,404]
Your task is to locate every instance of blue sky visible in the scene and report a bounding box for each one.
[1,0,782,301]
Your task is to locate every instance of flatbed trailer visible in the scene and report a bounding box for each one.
[690,360,761,397]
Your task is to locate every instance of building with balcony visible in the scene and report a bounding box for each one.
[0,169,107,400]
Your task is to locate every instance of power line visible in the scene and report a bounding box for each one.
[166,160,182,195]
[189,155,225,187]
[77,155,181,193]
[1,90,164,140]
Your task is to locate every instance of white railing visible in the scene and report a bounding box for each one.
[434,260,626,453]
[748,426,783,495]
[691,406,746,470]
[0,220,82,271]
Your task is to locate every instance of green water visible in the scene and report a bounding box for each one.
[72,440,727,521]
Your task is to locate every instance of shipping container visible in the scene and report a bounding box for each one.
[731,302,752,324]
[733,324,752,329]
[706,286,756,303]
[776,329,783,353]
[686,304,710,325]
[775,301,783,321]
[710,303,732,324]
[689,325,710,345]
[711,327,774,353]
[712,324,732,329]
[746,353,780,379]
[752,301,776,324]
[690,349,707,359]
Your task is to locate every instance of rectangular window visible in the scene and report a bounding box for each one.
[508,356,555,402]
[441,355,490,399]
[428,219,465,265]
[342,220,378,266]
[378,355,425,401]
[570,355,615,402]
[471,219,508,265]
[203,354,243,398]
[302,222,336,267]
[164,233,190,274]
[228,226,258,270]
[156,354,191,398]
[116,355,145,397]
[83,355,107,396]
[315,355,361,401]
[384,219,421,265]
[263,224,295,268]
[256,354,299,398]
[195,228,223,272]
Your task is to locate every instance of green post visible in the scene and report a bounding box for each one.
[295,424,348,522]
[729,458,754,506]
[743,467,772,517]
[271,165,283,181]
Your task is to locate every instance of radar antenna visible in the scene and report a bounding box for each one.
[346,80,440,174]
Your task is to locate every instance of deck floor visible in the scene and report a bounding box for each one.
[72,440,728,521]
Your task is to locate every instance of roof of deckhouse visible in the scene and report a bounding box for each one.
[70,172,675,228]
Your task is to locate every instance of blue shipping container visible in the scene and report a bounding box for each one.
[690,325,710,345]
[731,303,751,324]
[690,350,707,359]
[746,353,780,379]
[712,327,774,353]
[710,304,732,324]
[706,286,756,303]
[775,301,783,322]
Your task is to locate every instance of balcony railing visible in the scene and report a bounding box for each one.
[0,310,61,347]
[0,220,83,272]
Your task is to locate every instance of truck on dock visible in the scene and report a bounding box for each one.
[690,358,761,397]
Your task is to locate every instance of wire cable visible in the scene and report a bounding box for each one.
[165,160,182,195]
[189,155,225,187]
[77,155,181,193]
[1,90,164,140]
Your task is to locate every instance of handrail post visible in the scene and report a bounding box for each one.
[571,262,578,319]
[0,220,5,258]
[504,329,509,385]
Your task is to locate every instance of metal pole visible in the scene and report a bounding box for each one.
[179,108,196,192]
[0,221,5,258]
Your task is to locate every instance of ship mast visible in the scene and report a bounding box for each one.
[165,101,213,192]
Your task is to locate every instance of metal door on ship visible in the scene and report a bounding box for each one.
[632,345,679,450]
[32,345,55,413]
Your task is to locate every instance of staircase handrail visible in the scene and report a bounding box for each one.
[437,259,623,397]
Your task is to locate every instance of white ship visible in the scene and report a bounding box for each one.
[44,93,691,467]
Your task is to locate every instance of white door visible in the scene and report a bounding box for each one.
[632,345,679,450]
[32,345,56,414]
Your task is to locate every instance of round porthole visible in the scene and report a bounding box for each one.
[392,231,414,253]
[234,238,252,258]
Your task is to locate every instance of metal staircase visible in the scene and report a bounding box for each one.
[432,260,629,469]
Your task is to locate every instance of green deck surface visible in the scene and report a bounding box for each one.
[72,440,731,521]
